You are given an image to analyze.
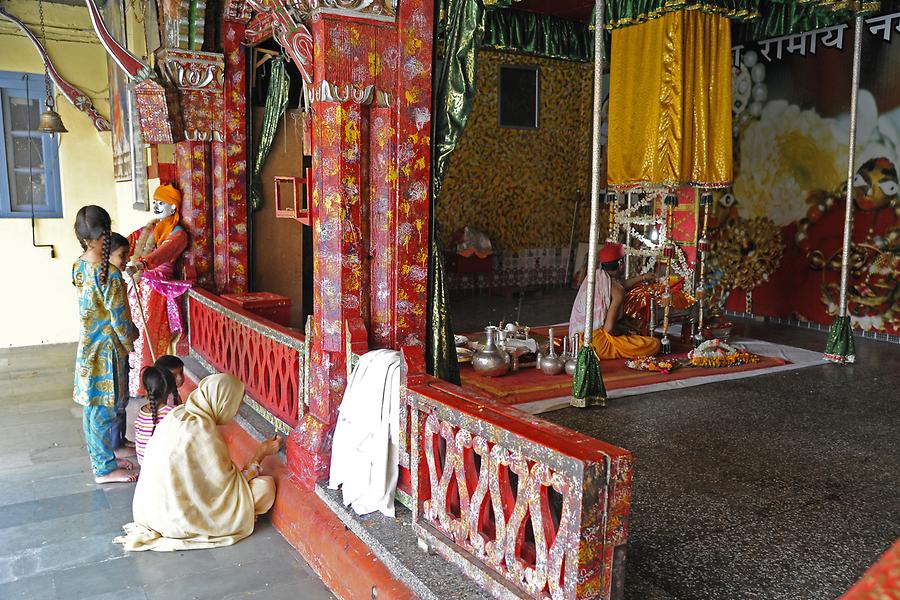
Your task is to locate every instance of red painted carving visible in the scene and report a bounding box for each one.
[84,0,152,79]
[224,0,253,23]
[0,6,110,132]
[177,141,214,287]
[245,0,314,83]
[134,80,180,144]
[188,289,302,428]
[244,12,275,44]
[222,21,250,293]
[158,49,225,141]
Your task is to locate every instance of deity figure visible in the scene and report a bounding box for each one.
[125,184,192,396]
[794,157,900,332]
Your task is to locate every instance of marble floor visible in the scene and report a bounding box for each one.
[0,344,333,600]
[451,287,900,600]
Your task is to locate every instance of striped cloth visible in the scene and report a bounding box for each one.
[135,405,173,465]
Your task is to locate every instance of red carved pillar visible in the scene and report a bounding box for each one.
[285,2,435,488]
[220,19,249,293]
[176,141,214,288]
[211,141,228,292]
[369,105,396,348]
[392,0,434,347]
[288,96,371,487]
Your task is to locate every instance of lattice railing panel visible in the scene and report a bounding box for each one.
[188,289,304,429]
[408,379,633,600]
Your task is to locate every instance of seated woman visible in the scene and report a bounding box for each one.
[569,242,661,359]
[115,373,281,551]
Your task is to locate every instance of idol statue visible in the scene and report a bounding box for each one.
[124,184,192,396]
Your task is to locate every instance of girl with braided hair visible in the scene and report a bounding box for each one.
[73,205,138,483]
[134,366,176,465]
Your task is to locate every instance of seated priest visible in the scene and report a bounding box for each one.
[569,242,661,359]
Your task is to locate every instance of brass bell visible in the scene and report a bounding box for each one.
[38,108,68,134]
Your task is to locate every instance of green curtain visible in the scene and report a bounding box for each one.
[432,0,485,201]
[733,0,890,41]
[426,234,461,385]
[430,0,495,383]
[483,9,593,62]
[603,0,761,30]
[250,57,290,212]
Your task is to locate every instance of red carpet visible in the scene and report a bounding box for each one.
[459,329,788,406]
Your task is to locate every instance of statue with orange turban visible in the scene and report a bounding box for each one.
[124,184,191,396]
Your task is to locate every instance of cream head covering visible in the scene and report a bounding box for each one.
[115,373,256,551]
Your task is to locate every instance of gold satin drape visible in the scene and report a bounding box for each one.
[607,10,733,189]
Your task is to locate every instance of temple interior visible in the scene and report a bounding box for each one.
[0,0,898,597]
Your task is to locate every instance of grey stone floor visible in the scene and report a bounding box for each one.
[0,344,333,600]
[452,287,900,600]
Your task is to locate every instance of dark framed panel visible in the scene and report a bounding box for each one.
[498,64,539,130]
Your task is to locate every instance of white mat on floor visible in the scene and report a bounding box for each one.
[513,338,826,415]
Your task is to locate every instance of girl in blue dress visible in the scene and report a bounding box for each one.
[73,206,138,483]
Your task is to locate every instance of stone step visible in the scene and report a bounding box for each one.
[182,353,495,600]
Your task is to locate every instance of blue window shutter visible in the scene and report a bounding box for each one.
[0,71,63,219]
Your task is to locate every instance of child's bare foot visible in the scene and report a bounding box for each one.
[114,447,136,459]
[123,440,135,448]
[115,458,136,470]
[95,468,138,484]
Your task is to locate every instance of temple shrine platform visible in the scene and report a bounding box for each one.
[452,287,900,599]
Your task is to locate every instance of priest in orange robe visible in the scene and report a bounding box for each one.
[569,242,660,359]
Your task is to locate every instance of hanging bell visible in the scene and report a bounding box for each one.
[38,108,68,134]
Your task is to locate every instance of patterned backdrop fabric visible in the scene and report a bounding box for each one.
[437,50,595,254]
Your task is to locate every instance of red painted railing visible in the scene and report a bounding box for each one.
[402,347,632,600]
[187,288,304,431]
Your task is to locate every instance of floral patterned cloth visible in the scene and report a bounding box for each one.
[72,260,134,408]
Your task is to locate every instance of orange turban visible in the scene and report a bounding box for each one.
[153,184,182,207]
[152,184,181,244]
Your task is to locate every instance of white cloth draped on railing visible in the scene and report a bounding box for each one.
[328,349,402,517]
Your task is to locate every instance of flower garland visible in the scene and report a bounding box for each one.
[626,356,675,374]
[688,339,760,368]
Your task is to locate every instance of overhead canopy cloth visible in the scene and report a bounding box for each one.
[607,10,733,189]
[114,374,258,551]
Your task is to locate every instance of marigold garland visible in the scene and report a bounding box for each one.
[688,339,760,368]
[626,356,675,374]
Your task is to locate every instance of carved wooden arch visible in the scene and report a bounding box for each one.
[0,6,111,132]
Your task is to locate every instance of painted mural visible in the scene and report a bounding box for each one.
[103,0,132,181]
[722,20,900,335]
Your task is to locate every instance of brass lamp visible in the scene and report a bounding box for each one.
[37,0,67,135]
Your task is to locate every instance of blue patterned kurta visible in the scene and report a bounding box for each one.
[73,260,134,475]
[72,260,134,408]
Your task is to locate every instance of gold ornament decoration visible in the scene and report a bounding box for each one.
[713,216,784,291]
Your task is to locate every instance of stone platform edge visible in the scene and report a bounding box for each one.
[181,367,416,600]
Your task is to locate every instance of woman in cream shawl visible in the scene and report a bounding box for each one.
[115,374,278,551]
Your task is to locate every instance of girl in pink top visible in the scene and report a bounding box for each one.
[134,367,178,465]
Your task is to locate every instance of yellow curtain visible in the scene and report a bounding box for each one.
[607,10,732,189]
